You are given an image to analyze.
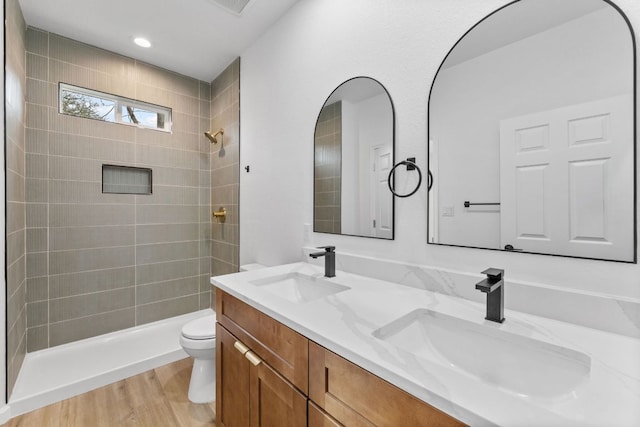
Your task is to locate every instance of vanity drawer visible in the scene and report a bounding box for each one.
[216,288,309,394]
[309,341,465,427]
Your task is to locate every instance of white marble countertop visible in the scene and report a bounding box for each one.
[211,262,640,426]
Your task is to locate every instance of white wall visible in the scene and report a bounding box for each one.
[432,8,632,247]
[239,0,640,303]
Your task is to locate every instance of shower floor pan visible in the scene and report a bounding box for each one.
[8,309,212,419]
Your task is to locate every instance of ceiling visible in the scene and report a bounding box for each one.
[18,0,302,82]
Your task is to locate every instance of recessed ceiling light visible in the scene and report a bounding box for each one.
[134,37,151,48]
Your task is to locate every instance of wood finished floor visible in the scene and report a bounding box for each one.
[3,357,216,427]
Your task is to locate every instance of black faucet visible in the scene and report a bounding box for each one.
[475,268,505,323]
[309,246,335,278]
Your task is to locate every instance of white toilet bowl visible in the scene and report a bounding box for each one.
[180,314,217,403]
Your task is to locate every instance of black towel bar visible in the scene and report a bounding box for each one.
[464,201,500,208]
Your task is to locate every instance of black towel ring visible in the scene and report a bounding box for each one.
[387,159,422,198]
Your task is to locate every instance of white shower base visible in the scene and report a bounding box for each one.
[7,309,213,419]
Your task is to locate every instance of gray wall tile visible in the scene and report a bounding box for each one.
[7,140,25,176]
[136,295,199,325]
[7,171,26,202]
[49,287,134,322]
[27,325,48,352]
[49,246,134,274]
[26,52,48,81]
[136,276,199,305]
[7,202,26,234]
[27,301,47,327]
[49,225,134,251]
[7,230,26,266]
[25,177,46,203]
[26,252,47,278]
[49,204,135,227]
[8,282,26,327]
[136,223,199,245]
[49,132,135,161]
[49,308,135,347]
[25,128,48,155]
[199,292,212,310]
[136,259,199,285]
[26,153,47,178]
[7,256,26,297]
[27,277,48,302]
[26,27,48,56]
[136,205,199,224]
[48,156,101,181]
[26,227,47,252]
[49,267,134,299]
[136,241,199,265]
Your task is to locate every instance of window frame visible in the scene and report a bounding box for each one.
[59,83,172,133]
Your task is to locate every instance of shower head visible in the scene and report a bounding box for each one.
[204,129,224,144]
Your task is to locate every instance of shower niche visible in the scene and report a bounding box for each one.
[102,164,153,195]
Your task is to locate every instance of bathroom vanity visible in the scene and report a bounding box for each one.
[215,289,461,426]
[212,263,640,426]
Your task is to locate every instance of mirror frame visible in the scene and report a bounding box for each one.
[313,76,396,240]
[426,0,637,263]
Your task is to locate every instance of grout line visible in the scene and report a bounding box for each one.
[45,37,51,348]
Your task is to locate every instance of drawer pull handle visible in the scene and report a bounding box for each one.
[234,341,250,355]
[245,351,262,366]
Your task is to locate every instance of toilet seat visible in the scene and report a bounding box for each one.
[181,314,216,340]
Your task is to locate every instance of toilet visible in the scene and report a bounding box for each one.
[180,313,217,403]
[180,264,266,403]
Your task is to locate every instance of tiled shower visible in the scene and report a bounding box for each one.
[5,0,240,397]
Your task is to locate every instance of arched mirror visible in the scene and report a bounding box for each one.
[428,0,636,262]
[314,77,395,239]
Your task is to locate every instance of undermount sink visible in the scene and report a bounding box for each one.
[249,272,349,303]
[373,309,591,400]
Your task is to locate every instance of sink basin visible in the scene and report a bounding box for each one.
[249,272,349,303]
[373,309,591,399]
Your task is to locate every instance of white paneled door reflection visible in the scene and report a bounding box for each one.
[371,144,393,239]
[499,95,634,261]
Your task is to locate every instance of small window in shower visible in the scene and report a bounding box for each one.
[59,83,172,132]
[102,165,152,195]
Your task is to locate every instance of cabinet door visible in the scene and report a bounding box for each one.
[249,354,307,427]
[217,289,309,394]
[309,342,465,427]
[217,324,250,427]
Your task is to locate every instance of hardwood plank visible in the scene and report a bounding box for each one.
[3,358,216,427]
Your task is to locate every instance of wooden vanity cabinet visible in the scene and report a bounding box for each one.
[216,289,465,427]
[216,289,308,427]
[308,342,466,427]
